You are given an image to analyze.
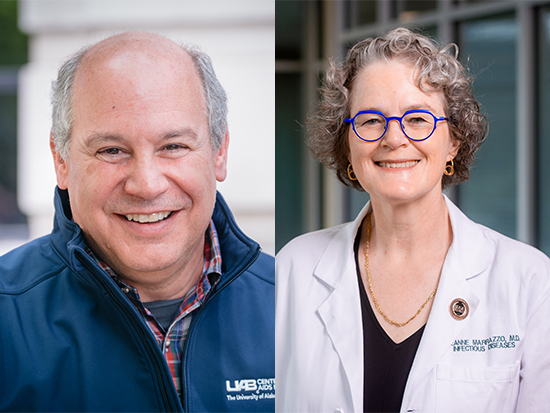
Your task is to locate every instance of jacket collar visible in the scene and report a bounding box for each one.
[211,191,261,287]
[312,201,371,412]
[313,202,371,288]
[402,196,495,408]
[443,195,494,279]
[50,187,260,289]
[51,187,86,269]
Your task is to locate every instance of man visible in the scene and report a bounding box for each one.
[0,32,274,412]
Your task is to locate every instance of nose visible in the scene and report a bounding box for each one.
[381,118,409,149]
[124,154,170,200]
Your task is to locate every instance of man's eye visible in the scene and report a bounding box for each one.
[162,144,189,154]
[96,147,130,163]
[100,148,123,155]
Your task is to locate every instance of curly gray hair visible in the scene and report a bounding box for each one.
[307,27,487,190]
[51,37,227,160]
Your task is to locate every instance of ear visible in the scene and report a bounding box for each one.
[50,132,69,189]
[448,137,460,161]
[214,130,229,182]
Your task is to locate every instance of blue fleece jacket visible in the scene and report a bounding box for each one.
[0,187,274,412]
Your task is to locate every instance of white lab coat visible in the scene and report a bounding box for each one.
[276,196,550,413]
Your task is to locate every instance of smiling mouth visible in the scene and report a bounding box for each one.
[124,211,173,223]
[377,160,419,169]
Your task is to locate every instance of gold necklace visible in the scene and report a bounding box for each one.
[364,213,438,327]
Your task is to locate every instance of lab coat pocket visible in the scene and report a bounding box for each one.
[435,363,520,413]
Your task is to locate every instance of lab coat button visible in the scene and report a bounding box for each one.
[333,409,344,413]
[450,298,469,320]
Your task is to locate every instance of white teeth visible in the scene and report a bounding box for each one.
[378,160,419,168]
[125,211,171,223]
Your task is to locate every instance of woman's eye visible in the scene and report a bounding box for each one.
[359,118,381,127]
[409,117,428,124]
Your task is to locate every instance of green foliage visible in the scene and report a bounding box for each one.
[0,0,28,66]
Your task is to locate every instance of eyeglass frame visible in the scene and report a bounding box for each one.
[344,109,449,142]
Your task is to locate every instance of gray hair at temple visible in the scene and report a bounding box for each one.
[50,38,228,160]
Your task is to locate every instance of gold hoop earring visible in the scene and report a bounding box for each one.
[347,163,358,181]
[444,159,454,176]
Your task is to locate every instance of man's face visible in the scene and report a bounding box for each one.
[52,43,228,293]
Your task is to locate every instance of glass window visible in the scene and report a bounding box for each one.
[399,0,437,23]
[345,0,378,28]
[403,0,437,12]
[348,186,370,220]
[275,73,304,252]
[458,16,517,238]
[463,0,501,4]
[275,0,304,60]
[538,8,550,254]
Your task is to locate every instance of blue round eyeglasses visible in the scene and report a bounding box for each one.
[344,109,449,142]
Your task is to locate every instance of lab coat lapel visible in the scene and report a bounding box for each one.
[402,197,494,408]
[314,203,371,413]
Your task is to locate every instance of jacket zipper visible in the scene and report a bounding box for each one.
[75,250,181,412]
[180,247,261,411]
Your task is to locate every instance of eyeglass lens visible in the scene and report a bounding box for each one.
[353,112,436,141]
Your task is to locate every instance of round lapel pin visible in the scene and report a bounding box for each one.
[450,298,469,320]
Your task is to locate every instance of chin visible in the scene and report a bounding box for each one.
[104,239,181,274]
[132,246,184,270]
[370,188,426,206]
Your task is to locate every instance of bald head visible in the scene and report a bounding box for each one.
[51,31,228,159]
[78,32,192,74]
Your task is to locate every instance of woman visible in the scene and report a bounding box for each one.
[276,28,550,413]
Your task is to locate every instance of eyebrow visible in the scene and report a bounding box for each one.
[162,128,199,140]
[354,104,438,116]
[402,103,437,113]
[83,128,199,148]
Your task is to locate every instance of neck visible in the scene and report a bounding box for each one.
[367,190,453,255]
[104,241,205,303]
[128,259,204,303]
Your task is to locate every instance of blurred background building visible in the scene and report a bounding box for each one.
[276,0,550,255]
[0,0,275,256]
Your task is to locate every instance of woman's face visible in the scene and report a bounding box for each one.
[348,59,459,206]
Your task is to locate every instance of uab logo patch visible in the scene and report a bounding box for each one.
[226,379,258,392]
[225,378,275,402]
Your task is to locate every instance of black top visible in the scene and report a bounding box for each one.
[144,297,185,332]
[354,226,425,413]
